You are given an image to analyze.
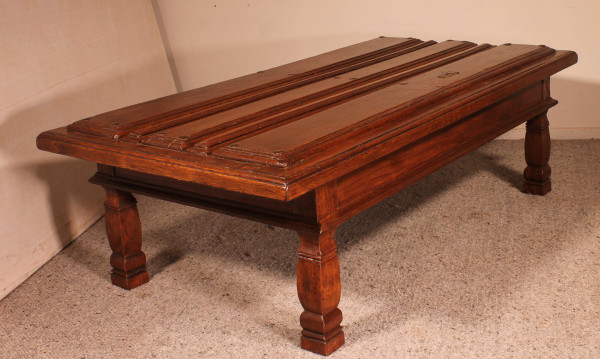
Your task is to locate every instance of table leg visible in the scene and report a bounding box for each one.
[297,228,345,355]
[103,187,149,290]
[523,112,551,195]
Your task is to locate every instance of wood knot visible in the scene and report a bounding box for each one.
[438,71,460,79]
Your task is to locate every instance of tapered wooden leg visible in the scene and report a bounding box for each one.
[297,228,344,356]
[103,188,149,290]
[523,112,551,195]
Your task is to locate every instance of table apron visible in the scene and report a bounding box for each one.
[322,80,554,228]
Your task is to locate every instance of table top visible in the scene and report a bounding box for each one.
[37,37,577,200]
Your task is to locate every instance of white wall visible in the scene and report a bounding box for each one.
[0,0,176,299]
[152,0,599,139]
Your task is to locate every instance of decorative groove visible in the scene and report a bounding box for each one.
[297,248,338,262]
[214,44,554,167]
[140,41,477,151]
[525,117,550,133]
[191,43,489,153]
[127,40,434,140]
[67,38,423,139]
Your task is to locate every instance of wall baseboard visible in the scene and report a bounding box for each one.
[499,127,600,140]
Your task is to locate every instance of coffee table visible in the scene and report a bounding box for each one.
[37,37,577,355]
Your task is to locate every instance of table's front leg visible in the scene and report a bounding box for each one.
[103,187,149,290]
[297,228,345,356]
[523,111,551,195]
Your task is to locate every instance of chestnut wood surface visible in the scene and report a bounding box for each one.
[36,37,577,355]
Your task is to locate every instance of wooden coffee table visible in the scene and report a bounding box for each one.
[37,37,577,355]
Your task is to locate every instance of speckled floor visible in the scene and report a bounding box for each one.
[1,140,599,359]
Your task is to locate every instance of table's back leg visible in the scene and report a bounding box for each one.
[103,187,149,289]
[297,228,345,356]
[523,111,552,195]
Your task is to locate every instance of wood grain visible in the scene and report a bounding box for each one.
[103,187,149,290]
[297,228,344,355]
